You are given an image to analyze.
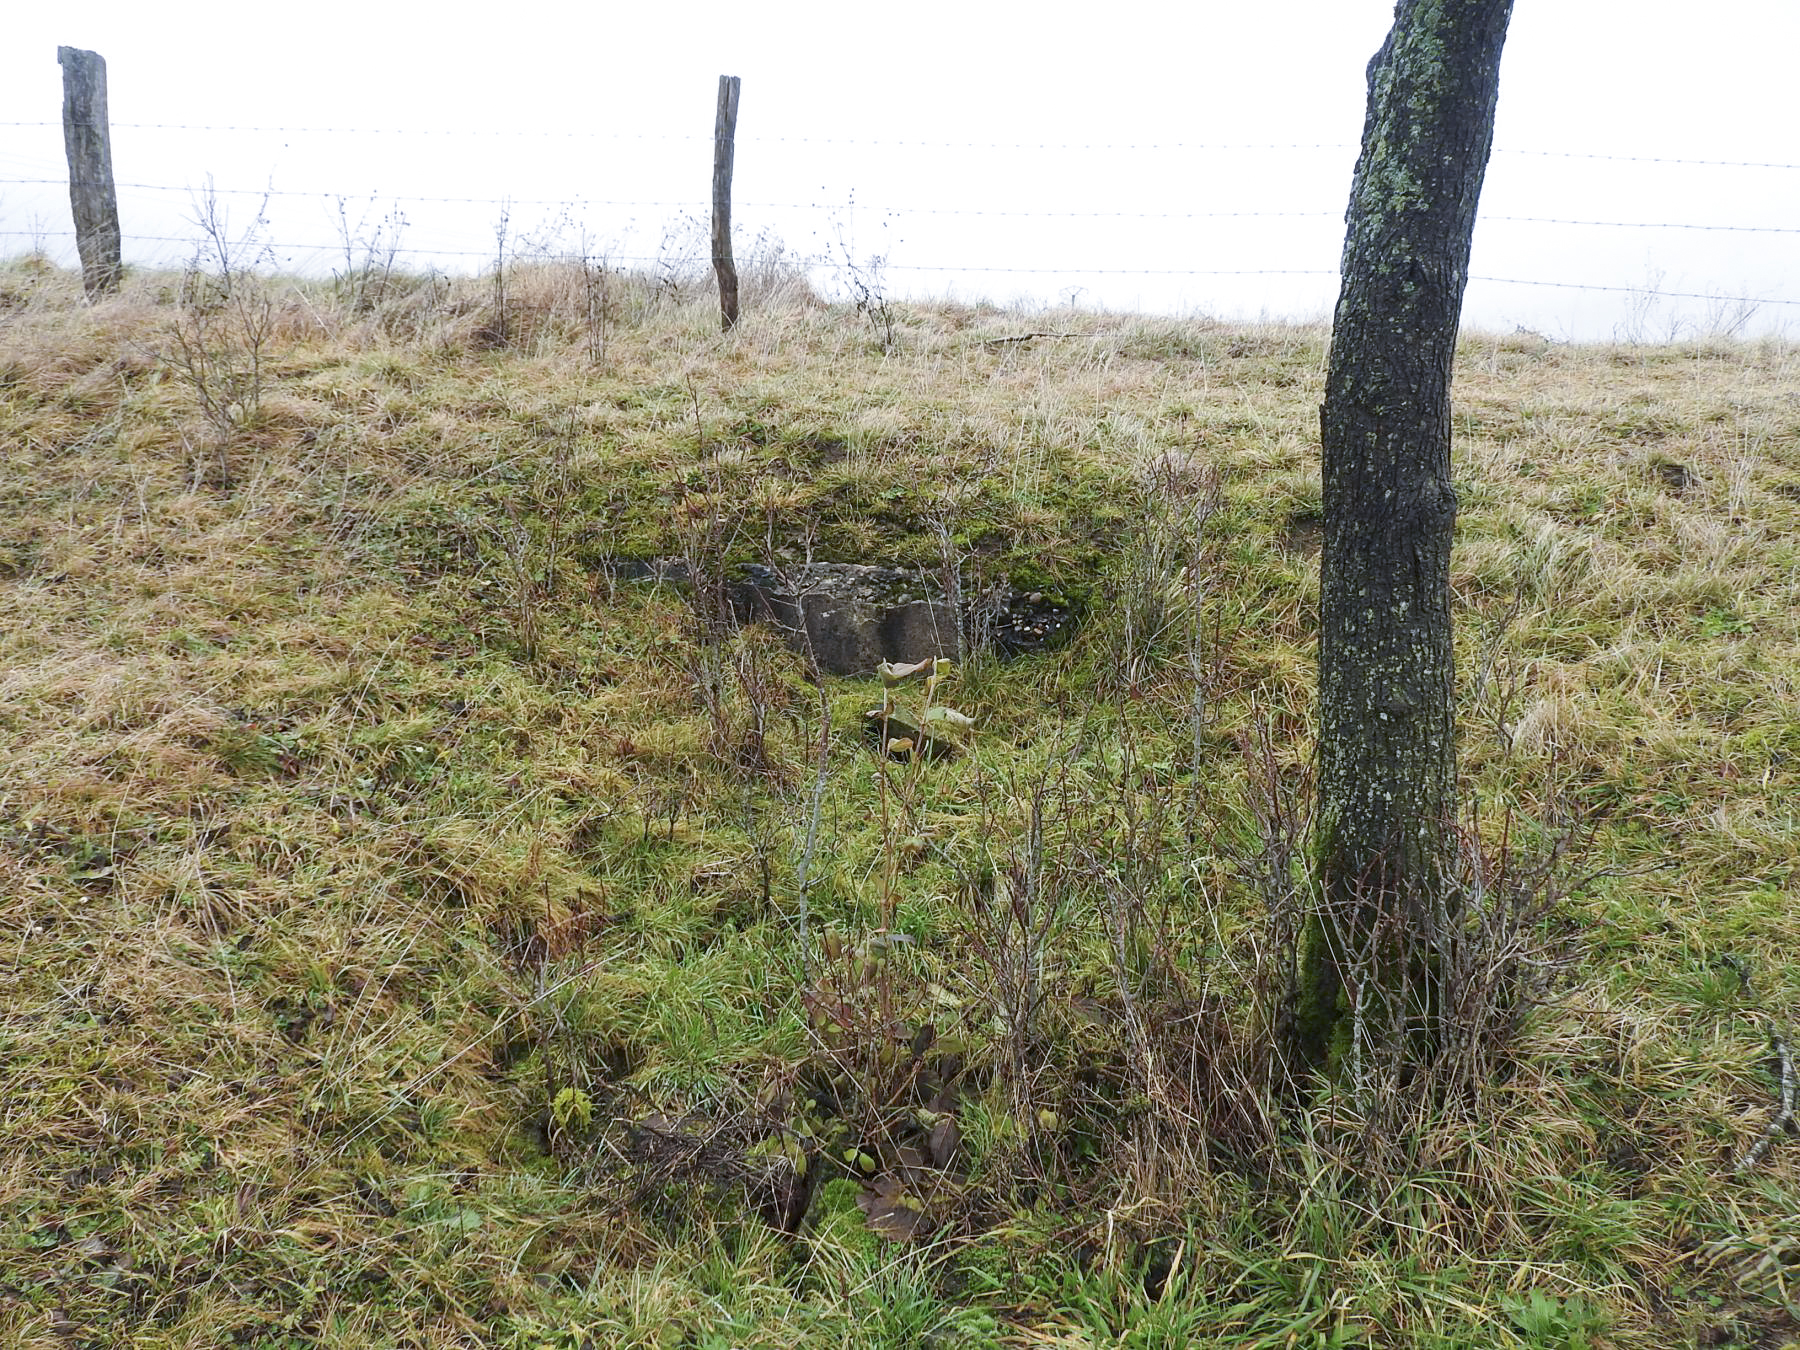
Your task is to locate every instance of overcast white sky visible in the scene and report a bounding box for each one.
[4,1,1795,339]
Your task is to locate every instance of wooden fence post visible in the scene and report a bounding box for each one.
[57,46,122,299]
[712,75,741,332]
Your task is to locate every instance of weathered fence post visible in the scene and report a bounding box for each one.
[712,75,741,332]
[57,46,122,299]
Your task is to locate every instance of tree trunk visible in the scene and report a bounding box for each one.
[1295,0,1513,1075]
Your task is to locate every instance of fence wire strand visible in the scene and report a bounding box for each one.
[3,226,1793,309]
[4,177,1795,234]
[8,122,1800,168]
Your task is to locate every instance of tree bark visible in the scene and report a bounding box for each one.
[1296,0,1513,1072]
[57,46,123,299]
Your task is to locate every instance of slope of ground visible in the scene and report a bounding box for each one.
[1,255,1798,1348]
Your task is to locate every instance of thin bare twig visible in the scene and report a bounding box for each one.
[979,331,1101,345]
[1736,1020,1797,1172]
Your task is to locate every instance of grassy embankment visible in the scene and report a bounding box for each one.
[1,252,1798,1348]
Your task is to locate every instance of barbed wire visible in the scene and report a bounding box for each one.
[0,123,1358,149]
[4,226,1793,307]
[5,177,699,208]
[1485,216,1800,234]
[0,229,660,262]
[0,229,666,265]
[1495,148,1800,170]
[6,121,1800,168]
[1469,276,1798,304]
[3,178,1794,233]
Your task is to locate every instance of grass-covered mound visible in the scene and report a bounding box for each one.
[2,253,1798,1348]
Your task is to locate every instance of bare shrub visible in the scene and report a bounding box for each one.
[157,180,276,484]
[1078,751,1284,1198]
[755,240,820,311]
[329,195,409,316]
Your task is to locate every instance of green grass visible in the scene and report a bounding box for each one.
[1,253,1798,1347]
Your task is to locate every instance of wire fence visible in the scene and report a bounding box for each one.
[10,122,1800,169]
[2,119,1794,330]
[8,177,1800,235]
